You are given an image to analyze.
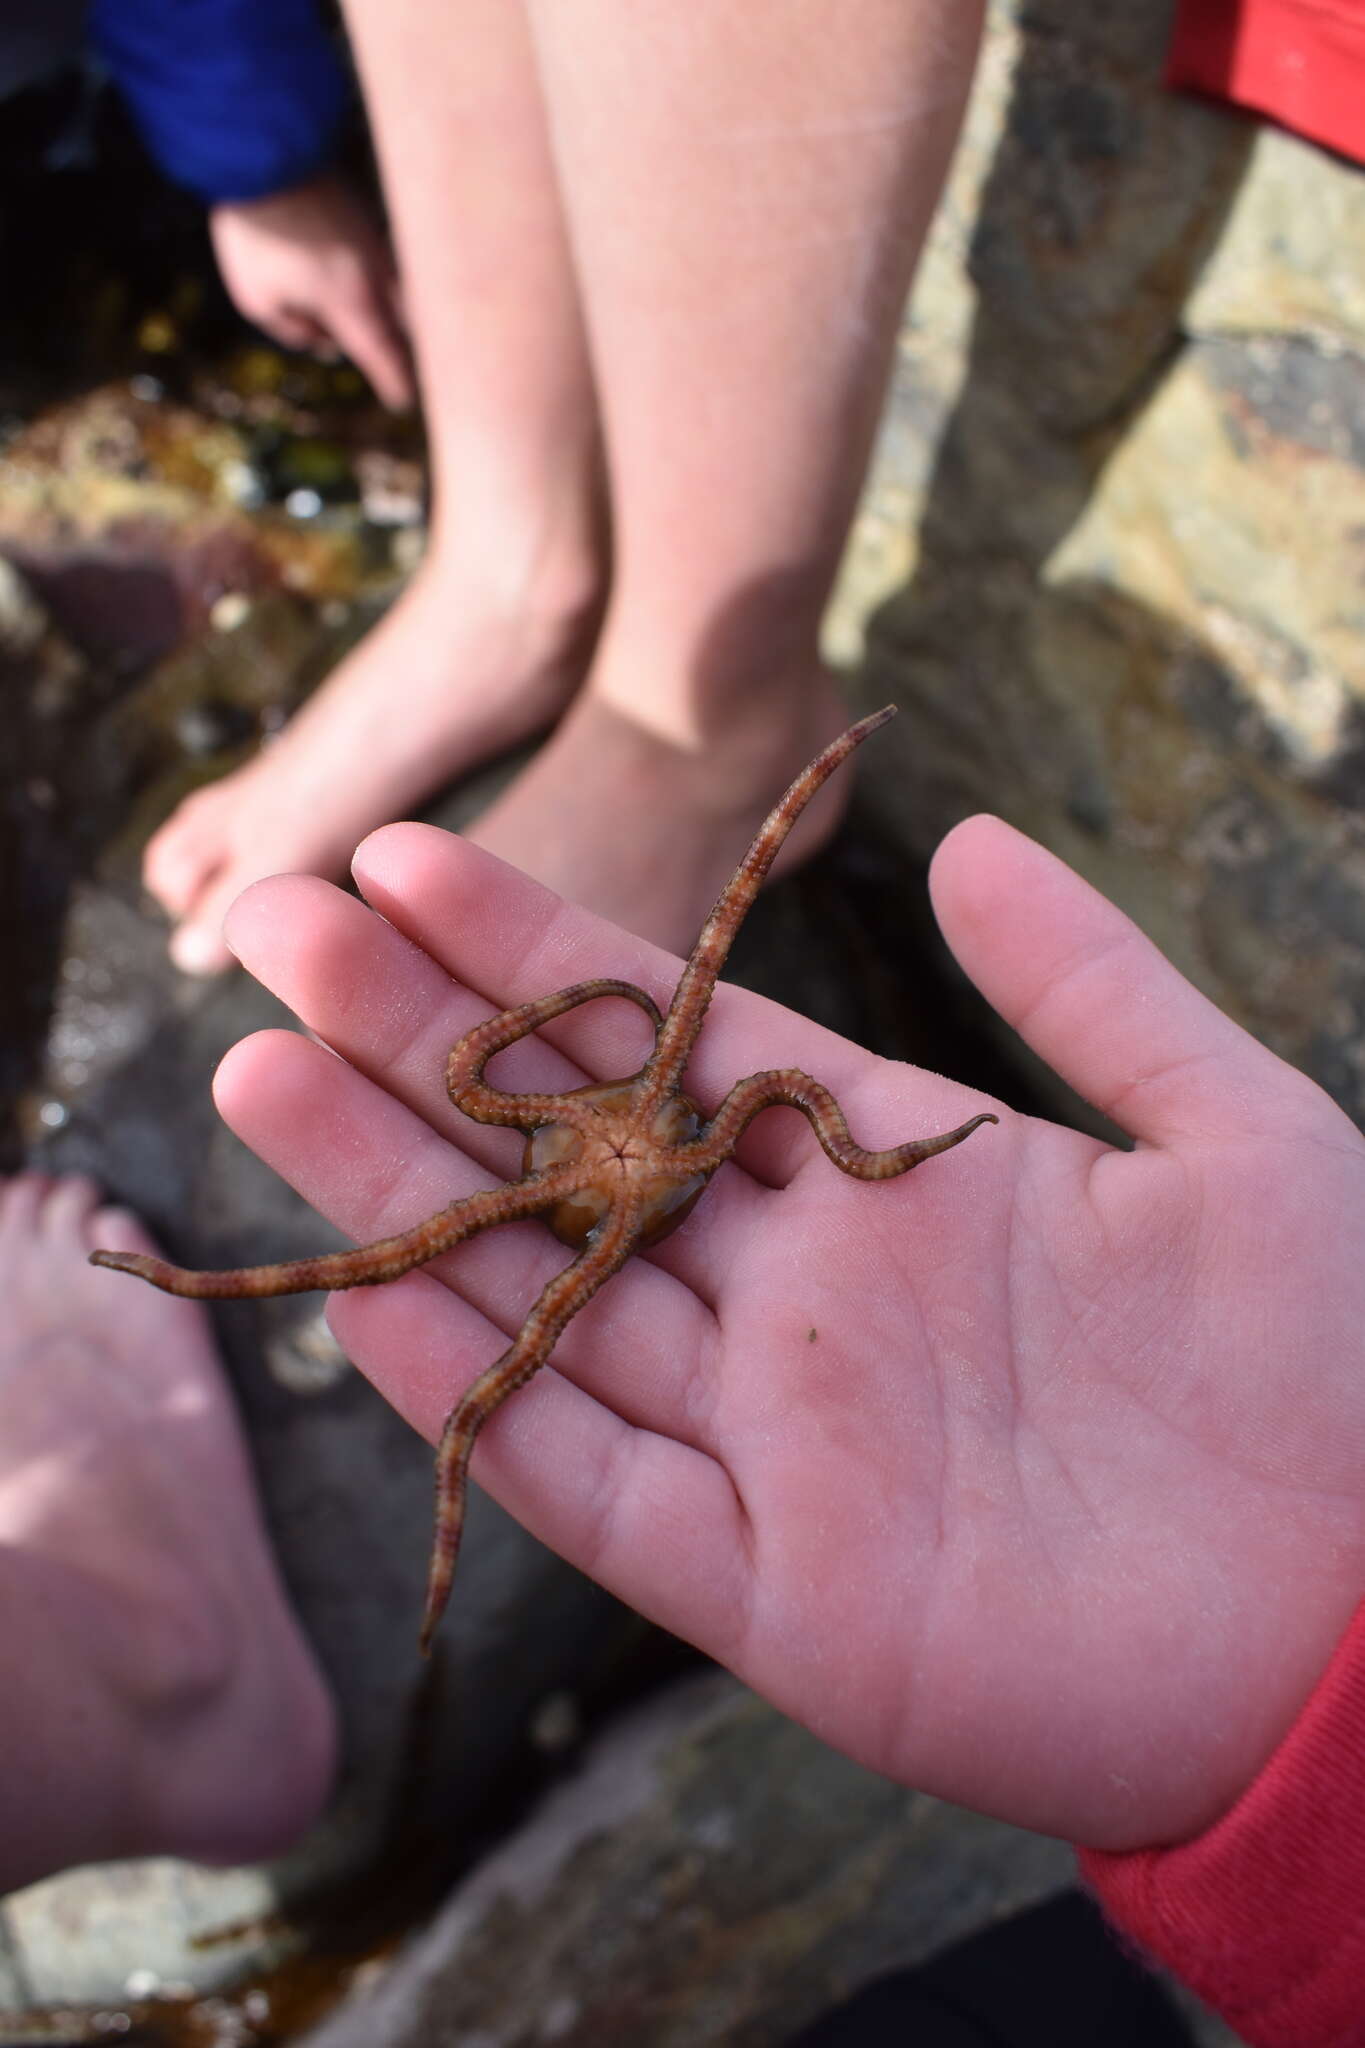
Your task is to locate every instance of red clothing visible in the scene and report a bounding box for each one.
[1167,0,1365,165]
[1081,1599,1365,2047]
[1117,19,1365,2003]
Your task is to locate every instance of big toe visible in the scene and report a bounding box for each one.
[144,846,218,925]
[87,1199,159,1263]
[169,905,239,978]
[143,790,234,918]
[40,1174,103,1239]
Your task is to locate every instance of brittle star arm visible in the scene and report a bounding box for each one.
[636,708,896,1117]
[420,1195,643,1653]
[669,1069,999,1181]
[88,1163,593,1299]
[448,979,665,1130]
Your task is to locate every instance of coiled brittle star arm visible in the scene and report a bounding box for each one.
[447,979,664,1131]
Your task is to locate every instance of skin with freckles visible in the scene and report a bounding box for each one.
[94,710,995,1652]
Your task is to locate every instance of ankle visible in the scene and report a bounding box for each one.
[121,1574,337,1866]
[135,1652,337,1867]
[585,638,844,766]
[592,562,836,737]
[426,487,608,662]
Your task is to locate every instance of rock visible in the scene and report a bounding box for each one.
[5,1859,286,2010]
[1049,335,1365,672]
[1186,126,1365,349]
[826,0,1250,662]
[837,0,1365,1132]
[959,19,1249,436]
[0,553,88,714]
[172,691,261,758]
[0,382,412,652]
[0,554,49,659]
[298,1672,1079,2048]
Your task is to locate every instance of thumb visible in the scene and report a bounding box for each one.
[930,816,1329,1146]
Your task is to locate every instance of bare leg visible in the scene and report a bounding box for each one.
[144,0,604,974]
[0,1176,335,1891]
[471,0,984,950]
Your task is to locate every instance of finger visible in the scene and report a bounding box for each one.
[333,1267,752,1661]
[224,867,699,1162]
[258,307,329,354]
[325,294,416,410]
[929,815,1327,1144]
[351,824,980,1184]
[168,871,244,977]
[143,811,223,921]
[224,872,604,1161]
[222,868,775,1308]
[213,1028,726,1448]
[382,261,410,336]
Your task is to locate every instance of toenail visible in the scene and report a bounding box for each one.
[171,926,229,976]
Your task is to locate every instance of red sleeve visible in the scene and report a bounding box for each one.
[1167,0,1365,166]
[1080,1598,1365,2048]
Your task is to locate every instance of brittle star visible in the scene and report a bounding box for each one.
[92,706,997,1652]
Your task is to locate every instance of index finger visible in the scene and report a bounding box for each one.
[326,290,415,410]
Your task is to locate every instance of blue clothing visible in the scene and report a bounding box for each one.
[88,0,350,202]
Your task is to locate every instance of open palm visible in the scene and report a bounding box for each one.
[214,813,1365,1852]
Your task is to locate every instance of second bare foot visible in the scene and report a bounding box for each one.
[467,670,854,955]
[144,553,600,976]
[0,1175,337,1891]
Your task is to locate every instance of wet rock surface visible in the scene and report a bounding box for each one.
[298,1671,1074,2048]
[298,1673,1236,2048]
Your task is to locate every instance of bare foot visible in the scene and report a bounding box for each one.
[467,670,854,954]
[0,1174,336,1892]
[144,552,600,975]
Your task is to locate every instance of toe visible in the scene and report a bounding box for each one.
[88,1203,158,1262]
[0,1173,53,1234]
[170,906,239,977]
[143,792,230,918]
[167,857,260,975]
[145,846,222,922]
[42,1175,104,1237]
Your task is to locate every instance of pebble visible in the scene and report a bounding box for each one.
[285,487,324,520]
[209,591,252,633]
[0,555,48,657]
[174,701,251,757]
[528,1691,583,1755]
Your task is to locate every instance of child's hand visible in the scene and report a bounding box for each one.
[214,814,1365,1851]
[209,173,414,409]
